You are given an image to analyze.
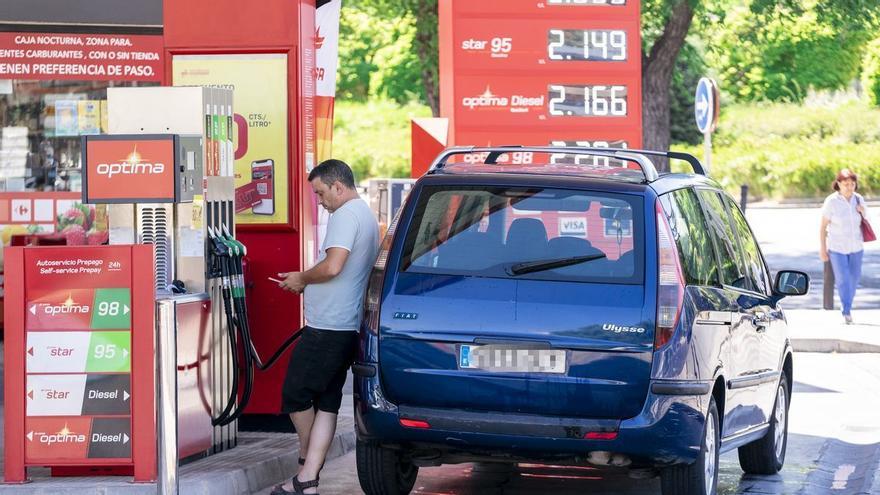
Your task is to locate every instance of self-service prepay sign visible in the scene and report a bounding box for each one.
[4,245,156,483]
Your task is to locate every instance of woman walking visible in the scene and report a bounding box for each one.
[819,169,869,324]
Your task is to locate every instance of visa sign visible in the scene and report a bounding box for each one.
[559,217,587,237]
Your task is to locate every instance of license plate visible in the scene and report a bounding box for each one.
[459,345,566,373]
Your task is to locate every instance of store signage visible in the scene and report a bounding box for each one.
[82,136,176,203]
[441,0,642,151]
[0,32,163,82]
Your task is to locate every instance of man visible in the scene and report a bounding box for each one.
[271,159,379,495]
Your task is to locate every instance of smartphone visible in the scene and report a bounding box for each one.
[268,276,283,284]
[251,159,274,215]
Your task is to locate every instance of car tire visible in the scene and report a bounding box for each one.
[738,377,789,474]
[660,396,720,495]
[356,439,419,495]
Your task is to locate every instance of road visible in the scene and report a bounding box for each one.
[262,353,880,495]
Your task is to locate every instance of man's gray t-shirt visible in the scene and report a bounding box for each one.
[304,198,379,331]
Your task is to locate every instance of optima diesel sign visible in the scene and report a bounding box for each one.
[83,135,177,203]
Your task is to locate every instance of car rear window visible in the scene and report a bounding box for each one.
[398,185,644,284]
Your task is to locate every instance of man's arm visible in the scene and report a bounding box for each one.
[279,247,350,293]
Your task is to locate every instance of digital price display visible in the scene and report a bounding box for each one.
[440,0,642,149]
[549,84,628,117]
[548,29,627,61]
[548,0,626,5]
[549,139,630,167]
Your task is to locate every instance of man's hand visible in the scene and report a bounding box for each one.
[278,271,306,293]
[819,249,829,263]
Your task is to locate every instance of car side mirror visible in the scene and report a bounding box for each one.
[773,270,809,297]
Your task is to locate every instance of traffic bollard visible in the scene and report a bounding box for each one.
[740,185,748,213]
[823,261,835,310]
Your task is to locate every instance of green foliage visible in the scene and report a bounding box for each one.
[338,0,436,108]
[331,99,432,181]
[862,37,880,108]
[672,100,880,198]
[703,1,869,102]
[337,5,423,104]
[670,41,706,145]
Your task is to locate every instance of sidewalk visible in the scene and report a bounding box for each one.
[0,396,356,495]
[787,309,880,353]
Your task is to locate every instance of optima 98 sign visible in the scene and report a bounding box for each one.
[440,0,642,153]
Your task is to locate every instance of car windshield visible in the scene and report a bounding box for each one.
[399,185,644,284]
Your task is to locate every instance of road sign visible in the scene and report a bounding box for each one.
[695,77,719,134]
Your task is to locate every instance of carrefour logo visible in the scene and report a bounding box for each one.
[461,86,544,111]
[95,146,165,179]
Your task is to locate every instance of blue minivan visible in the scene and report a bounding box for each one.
[353,147,809,495]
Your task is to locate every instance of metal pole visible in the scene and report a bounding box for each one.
[823,261,835,310]
[157,299,178,495]
[703,131,712,175]
[740,185,748,213]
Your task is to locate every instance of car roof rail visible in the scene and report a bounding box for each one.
[426,146,706,181]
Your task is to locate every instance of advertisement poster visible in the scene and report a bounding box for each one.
[77,100,101,135]
[172,54,289,226]
[54,100,78,137]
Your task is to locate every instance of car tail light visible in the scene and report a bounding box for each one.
[655,201,685,350]
[399,418,431,429]
[584,431,618,440]
[364,209,403,335]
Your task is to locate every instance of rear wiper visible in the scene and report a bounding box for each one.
[507,253,607,276]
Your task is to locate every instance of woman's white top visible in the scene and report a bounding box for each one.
[822,192,866,254]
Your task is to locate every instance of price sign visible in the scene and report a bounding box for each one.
[452,19,639,71]
[441,0,642,149]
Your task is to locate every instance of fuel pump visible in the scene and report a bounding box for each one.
[98,86,303,450]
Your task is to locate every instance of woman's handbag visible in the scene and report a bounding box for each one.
[861,207,877,242]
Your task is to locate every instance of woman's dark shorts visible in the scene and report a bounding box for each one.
[281,326,357,414]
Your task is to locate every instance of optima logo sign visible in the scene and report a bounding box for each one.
[462,86,544,111]
[95,146,165,179]
[85,137,175,201]
[28,425,87,447]
[32,294,90,317]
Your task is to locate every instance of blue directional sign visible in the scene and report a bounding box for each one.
[695,77,718,134]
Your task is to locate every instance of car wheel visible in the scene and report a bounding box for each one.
[660,396,720,495]
[738,377,789,474]
[356,439,419,495]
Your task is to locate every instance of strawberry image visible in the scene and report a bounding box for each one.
[86,229,110,245]
[62,208,85,226]
[62,224,86,245]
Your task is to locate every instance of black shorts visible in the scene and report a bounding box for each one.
[281,326,357,414]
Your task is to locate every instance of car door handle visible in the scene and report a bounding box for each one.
[750,312,770,332]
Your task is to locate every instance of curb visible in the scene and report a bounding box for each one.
[791,338,880,354]
[180,429,359,495]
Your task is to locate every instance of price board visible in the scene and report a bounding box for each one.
[440,0,642,151]
[4,245,155,482]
